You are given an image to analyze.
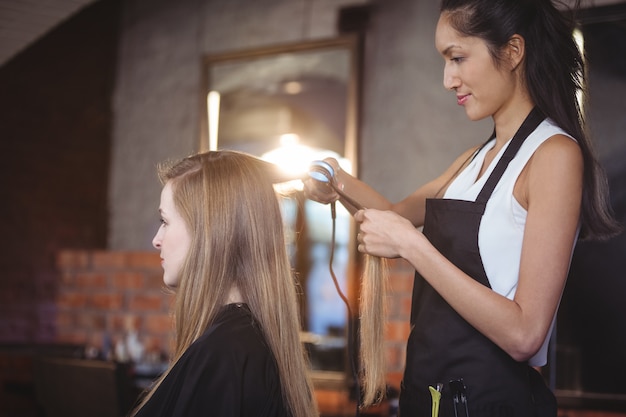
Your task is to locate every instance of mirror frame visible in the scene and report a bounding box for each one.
[199,35,363,388]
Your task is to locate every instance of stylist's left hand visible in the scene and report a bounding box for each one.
[354,209,416,258]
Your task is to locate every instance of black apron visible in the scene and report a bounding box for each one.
[399,108,557,417]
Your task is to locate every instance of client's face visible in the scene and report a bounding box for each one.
[152,181,191,287]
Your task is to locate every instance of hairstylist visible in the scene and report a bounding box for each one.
[305,0,621,416]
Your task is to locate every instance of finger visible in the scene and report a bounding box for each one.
[304,181,337,204]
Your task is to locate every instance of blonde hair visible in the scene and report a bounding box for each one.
[133,151,317,417]
[359,255,389,408]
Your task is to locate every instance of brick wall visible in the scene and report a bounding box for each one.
[384,259,413,389]
[50,249,413,416]
[54,250,174,360]
[24,250,626,417]
[53,250,413,388]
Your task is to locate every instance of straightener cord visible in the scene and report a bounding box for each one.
[328,201,360,416]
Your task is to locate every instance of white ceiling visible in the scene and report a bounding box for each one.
[0,0,97,66]
[0,0,624,69]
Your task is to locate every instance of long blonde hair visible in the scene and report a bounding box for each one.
[133,150,317,417]
[359,255,388,408]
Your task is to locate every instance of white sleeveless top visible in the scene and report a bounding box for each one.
[443,118,578,366]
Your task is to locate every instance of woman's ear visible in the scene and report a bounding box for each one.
[507,34,525,70]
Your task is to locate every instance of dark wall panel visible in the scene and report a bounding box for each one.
[0,0,121,343]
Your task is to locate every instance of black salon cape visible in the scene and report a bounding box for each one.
[134,303,291,417]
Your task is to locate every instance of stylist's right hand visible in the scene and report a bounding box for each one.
[355,209,418,259]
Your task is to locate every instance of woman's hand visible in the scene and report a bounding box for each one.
[354,208,421,258]
[302,177,338,205]
[302,157,341,205]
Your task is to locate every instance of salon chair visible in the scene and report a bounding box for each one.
[34,356,133,417]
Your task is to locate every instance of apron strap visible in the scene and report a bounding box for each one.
[476,107,546,205]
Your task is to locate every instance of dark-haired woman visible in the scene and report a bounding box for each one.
[305,0,621,415]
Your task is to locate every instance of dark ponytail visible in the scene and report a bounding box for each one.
[440,0,621,240]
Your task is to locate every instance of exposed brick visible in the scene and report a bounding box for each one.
[388,258,414,274]
[385,344,404,371]
[51,249,418,383]
[89,292,124,310]
[386,294,412,319]
[142,334,171,354]
[109,315,125,333]
[75,272,109,289]
[56,250,91,270]
[127,251,161,269]
[144,314,174,335]
[56,291,88,309]
[385,320,411,342]
[128,293,167,312]
[86,331,107,349]
[112,271,145,289]
[75,311,107,331]
[384,344,397,368]
[163,293,176,310]
[109,313,143,333]
[398,296,412,319]
[388,271,414,294]
[144,273,169,291]
[92,251,129,269]
[314,389,351,415]
[386,371,404,391]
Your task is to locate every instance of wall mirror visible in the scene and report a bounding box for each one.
[201,36,361,386]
